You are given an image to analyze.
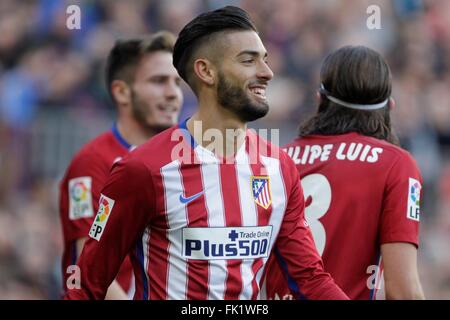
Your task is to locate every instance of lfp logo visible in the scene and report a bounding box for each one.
[68,177,93,220]
[407,178,421,222]
[89,194,115,241]
[96,197,111,222]
[71,181,88,202]
[410,182,421,206]
[182,226,273,260]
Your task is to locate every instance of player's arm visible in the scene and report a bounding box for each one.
[274,159,348,300]
[60,150,111,240]
[381,243,424,299]
[65,158,155,300]
[62,153,129,299]
[75,238,129,300]
[381,152,425,300]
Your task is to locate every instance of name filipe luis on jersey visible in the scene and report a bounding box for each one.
[182,226,273,260]
[285,142,384,165]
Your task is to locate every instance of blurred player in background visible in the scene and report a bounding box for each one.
[264,46,425,300]
[64,6,347,300]
[59,31,183,299]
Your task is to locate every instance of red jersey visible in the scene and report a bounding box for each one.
[59,125,134,296]
[264,133,422,300]
[64,120,347,300]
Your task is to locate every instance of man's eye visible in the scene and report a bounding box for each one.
[150,77,165,84]
[243,59,254,64]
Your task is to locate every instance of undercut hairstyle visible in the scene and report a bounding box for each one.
[173,6,257,93]
[105,31,176,100]
[299,45,400,146]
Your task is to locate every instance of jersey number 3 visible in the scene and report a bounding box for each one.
[301,174,331,256]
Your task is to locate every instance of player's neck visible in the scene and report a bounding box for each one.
[187,101,247,159]
[116,118,155,147]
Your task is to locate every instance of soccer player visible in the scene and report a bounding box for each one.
[59,32,183,299]
[264,46,425,300]
[64,6,347,300]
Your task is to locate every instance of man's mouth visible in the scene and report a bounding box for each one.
[157,105,178,113]
[248,85,267,101]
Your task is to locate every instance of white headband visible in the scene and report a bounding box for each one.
[320,84,388,110]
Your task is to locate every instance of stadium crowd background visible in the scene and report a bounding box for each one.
[0,0,449,299]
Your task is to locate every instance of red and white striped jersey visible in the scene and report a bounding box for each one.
[64,120,347,300]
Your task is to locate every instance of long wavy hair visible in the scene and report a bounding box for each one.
[299,46,400,146]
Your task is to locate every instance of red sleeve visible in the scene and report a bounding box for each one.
[60,151,109,243]
[380,151,422,247]
[64,158,155,300]
[274,157,348,300]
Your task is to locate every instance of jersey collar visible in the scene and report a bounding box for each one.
[178,118,197,149]
[112,123,135,150]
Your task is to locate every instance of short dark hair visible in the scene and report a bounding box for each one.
[105,31,176,99]
[173,6,257,89]
[299,46,399,145]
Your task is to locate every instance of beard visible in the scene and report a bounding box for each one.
[131,89,172,134]
[217,71,269,122]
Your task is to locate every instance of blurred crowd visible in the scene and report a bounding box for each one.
[0,0,449,299]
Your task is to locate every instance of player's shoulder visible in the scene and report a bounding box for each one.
[122,125,181,169]
[248,129,288,160]
[352,134,417,164]
[248,129,297,177]
[74,131,116,160]
[62,131,115,178]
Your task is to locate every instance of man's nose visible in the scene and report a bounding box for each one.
[257,61,274,81]
[165,80,180,100]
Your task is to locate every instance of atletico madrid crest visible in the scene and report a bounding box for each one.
[251,176,272,209]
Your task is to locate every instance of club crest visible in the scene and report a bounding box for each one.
[252,176,272,209]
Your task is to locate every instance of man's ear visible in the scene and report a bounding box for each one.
[388,97,396,110]
[111,80,131,105]
[193,58,216,86]
[316,91,322,105]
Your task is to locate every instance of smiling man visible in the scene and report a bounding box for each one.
[64,6,347,300]
[59,31,183,299]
